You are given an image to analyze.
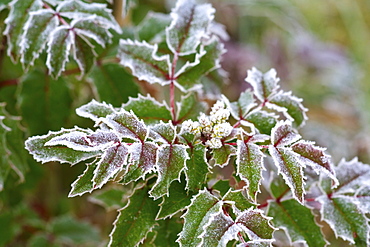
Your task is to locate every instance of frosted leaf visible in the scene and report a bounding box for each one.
[177,189,221,247]
[149,121,176,144]
[354,186,370,213]
[72,16,112,47]
[57,0,121,33]
[176,93,208,124]
[185,144,211,192]
[317,194,369,245]
[166,0,215,56]
[149,144,189,199]
[137,11,172,42]
[72,33,97,77]
[69,161,97,197]
[102,110,148,141]
[118,39,171,85]
[4,0,43,62]
[237,240,274,247]
[76,99,116,122]
[93,144,128,189]
[223,189,256,211]
[245,67,279,102]
[46,25,73,78]
[20,9,59,69]
[269,146,306,203]
[199,211,241,247]
[271,121,301,147]
[223,90,257,120]
[244,110,277,135]
[25,127,101,165]
[212,144,236,168]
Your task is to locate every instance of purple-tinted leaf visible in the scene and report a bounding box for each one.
[150,144,188,199]
[271,121,301,147]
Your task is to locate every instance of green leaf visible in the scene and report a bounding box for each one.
[25,127,101,165]
[166,0,214,56]
[268,199,327,246]
[88,63,140,107]
[223,189,256,211]
[267,91,308,128]
[72,31,97,77]
[123,94,172,125]
[245,67,280,102]
[152,216,183,247]
[20,9,59,70]
[226,90,256,120]
[156,180,193,220]
[271,121,301,147]
[317,195,369,246]
[46,26,73,78]
[185,143,210,192]
[236,134,266,202]
[244,110,277,135]
[118,39,170,85]
[18,69,72,135]
[354,186,370,213]
[177,189,221,247]
[175,38,224,91]
[69,162,97,197]
[76,99,116,122]
[150,144,189,199]
[137,11,171,42]
[268,171,290,200]
[109,185,159,247]
[176,93,207,123]
[212,144,236,167]
[4,0,43,62]
[88,186,128,211]
[149,121,176,144]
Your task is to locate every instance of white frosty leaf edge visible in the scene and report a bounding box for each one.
[76,99,117,122]
[270,120,301,147]
[149,121,177,144]
[123,93,170,112]
[68,161,96,197]
[245,67,280,102]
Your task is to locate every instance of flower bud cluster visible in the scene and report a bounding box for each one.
[181,100,233,149]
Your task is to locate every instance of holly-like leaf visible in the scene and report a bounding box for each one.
[223,189,256,211]
[236,136,265,202]
[166,0,214,56]
[212,144,236,167]
[71,31,96,77]
[268,199,327,247]
[76,99,116,122]
[20,9,59,69]
[245,67,280,102]
[25,127,101,165]
[317,194,369,246]
[185,144,211,192]
[176,93,207,123]
[46,26,73,78]
[123,94,172,125]
[149,121,176,144]
[150,144,189,199]
[137,12,171,42]
[17,69,72,136]
[225,90,256,120]
[271,121,301,147]
[4,0,43,62]
[88,186,128,211]
[354,186,370,213]
[88,63,140,107]
[118,39,171,85]
[175,38,225,91]
[109,185,160,247]
[244,110,277,135]
[69,161,97,197]
[266,91,308,128]
[156,180,193,220]
[177,189,221,247]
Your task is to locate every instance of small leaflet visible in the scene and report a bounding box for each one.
[72,33,97,77]
[185,144,211,192]
[317,194,369,246]
[212,144,236,167]
[25,127,102,165]
[118,39,171,86]
[69,161,97,197]
[109,185,159,247]
[20,9,59,70]
[123,94,172,125]
[137,12,172,42]
[149,144,189,199]
[271,121,301,147]
[176,93,207,123]
[4,0,43,62]
[72,17,112,47]
[76,99,116,122]
[166,0,215,56]
[244,110,277,135]
[149,121,176,144]
[245,67,280,102]
[223,189,256,211]
[267,199,328,247]
[177,189,221,247]
[46,26,73,78]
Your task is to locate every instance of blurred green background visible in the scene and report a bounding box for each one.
[0,0,370,246]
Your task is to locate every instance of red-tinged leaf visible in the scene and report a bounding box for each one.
[102,110,148,141]
[317,194,369,246]
[212,144,236,167]
[109,185,160,247]
[177,189,221,247]
[245,67,280,102]
[150,144,189,199]
[69,162,97,197]
[20,9,59,69]
[236,139,265,202]
[236,208,276,243]
[118,39,170,85]
[269,146,305,203]
[93,144,129,189]
[4,0,43,62]
[149,122,176,144]
[123,94,172,125]
[271,121,301,147]
[185,144,211,192]
[121,142,158,184]
[76,99,116,122]
[291,140,338,186]
[268,199,327,247]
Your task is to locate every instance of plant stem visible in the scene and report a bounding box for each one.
[170,52,179,123]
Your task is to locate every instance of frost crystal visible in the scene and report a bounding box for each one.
[206,138,222,149]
